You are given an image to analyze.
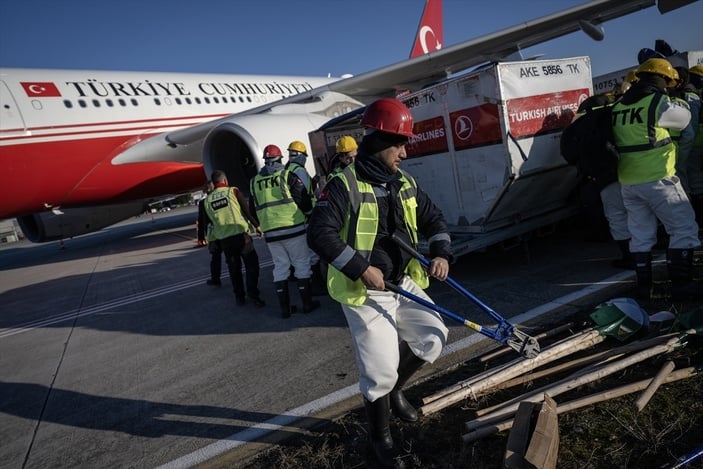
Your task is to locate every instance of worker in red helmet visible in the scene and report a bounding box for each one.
[249,144,319,317]
[307,98,452,467]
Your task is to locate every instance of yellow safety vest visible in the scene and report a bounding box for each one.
[205,222,216,243]
[327,165,429,306]
[204,187,249,240]
[250,169,306,235]
[612,93,676,184]
[288,161,316,208]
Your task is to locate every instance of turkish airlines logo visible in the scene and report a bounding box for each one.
[454,115,474,141]
[20,82,62,97]
[419,26,442,54]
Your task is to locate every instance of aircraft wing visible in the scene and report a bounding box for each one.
[324,0,695,98]
[165,0,694,147]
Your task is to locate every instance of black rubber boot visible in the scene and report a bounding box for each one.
[364,395,406,469]
[275,281,296,318]
[310,262,327,296]
[298,278,320,314]
[612,239,635,270]
[633,251,652,300]
[668,248,702,300]
[390,341,425,423]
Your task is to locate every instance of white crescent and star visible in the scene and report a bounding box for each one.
[28,84,46,94]
[419,26,442,54]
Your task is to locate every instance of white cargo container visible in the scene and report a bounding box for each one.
[310,56,594,257]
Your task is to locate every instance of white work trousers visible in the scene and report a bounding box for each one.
[600,182,630,241]
[267,234,312,282]
[621,175,701,252]
[341,275,448,402]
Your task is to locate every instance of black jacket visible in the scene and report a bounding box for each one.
[197,199,208,242]
[307,151,451,283]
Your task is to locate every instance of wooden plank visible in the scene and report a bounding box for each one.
[503,401,538,469]
[525,394,559,469]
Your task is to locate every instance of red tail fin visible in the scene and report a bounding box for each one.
[409,0,443,58]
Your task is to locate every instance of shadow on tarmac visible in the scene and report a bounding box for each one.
[0,380,325,440]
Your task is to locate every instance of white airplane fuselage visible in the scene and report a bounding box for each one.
[0,68,338,219]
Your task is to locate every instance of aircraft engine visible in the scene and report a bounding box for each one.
[202,92,363,196]
[202,114,332,196]
[16,201,147,243]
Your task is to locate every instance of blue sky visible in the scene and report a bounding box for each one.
[1,0,701,79]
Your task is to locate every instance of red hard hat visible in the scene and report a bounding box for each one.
[360,98,415,138]
[262,144,283,159]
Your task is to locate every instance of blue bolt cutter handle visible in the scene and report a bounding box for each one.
[390,234,540,358]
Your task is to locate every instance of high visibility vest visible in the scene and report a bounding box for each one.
[286,162,311,193]
[250,169,306,237]
[204,187,249,240]
[205,222,216,242]
[327,165,429,306]
[287,161,316,208]
[612,93,675,184]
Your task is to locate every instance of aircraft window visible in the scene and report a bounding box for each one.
[131,98,138,106]
[175,98,182,105]
[204,97,211,104]
[164,97,172,105]
[79,100,87,108]
[106,99,114,107]
[213,97,220,104]
[63,100,73,108]
[247,97,252,102]
[119,99,127,106]
[185,97,192,104]
[239,97,244,103]
[195,97,201,104]
[154,98,162,106]
[92,99,100,107]
[229,97,236,103]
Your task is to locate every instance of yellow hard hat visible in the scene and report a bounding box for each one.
[636,58,678,85]
[690,64,703,78]
[624,69,638,84]
[287,140,307,154]
[335,136,358,153]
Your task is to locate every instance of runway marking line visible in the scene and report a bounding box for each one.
[0,260,274,339]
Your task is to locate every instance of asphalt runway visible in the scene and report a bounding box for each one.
[0,206,635,468]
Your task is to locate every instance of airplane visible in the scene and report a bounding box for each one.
[0,0,695,243]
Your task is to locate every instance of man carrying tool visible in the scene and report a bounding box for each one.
[307,98,452,468]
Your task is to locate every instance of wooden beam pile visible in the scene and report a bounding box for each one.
[418,319,701,465]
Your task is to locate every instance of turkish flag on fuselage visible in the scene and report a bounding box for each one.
[20,82,62,97]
